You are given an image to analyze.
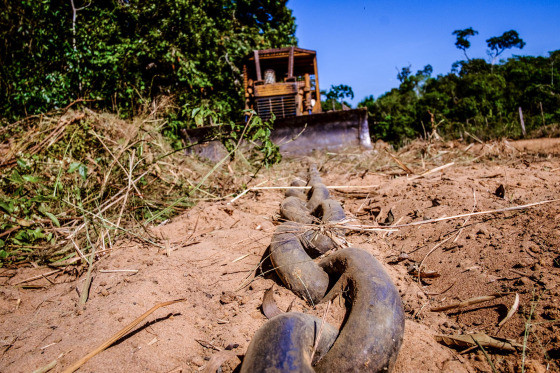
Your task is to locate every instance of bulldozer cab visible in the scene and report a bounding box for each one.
[243,47,322,120]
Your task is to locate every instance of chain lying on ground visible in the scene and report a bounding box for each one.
[240,164,405,372]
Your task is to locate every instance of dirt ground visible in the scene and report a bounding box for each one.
[1,138,559,372]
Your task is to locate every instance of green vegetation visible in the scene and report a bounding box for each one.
[0,109,275,267]
[1,0,295,134]
[360,30,560,145]
[321,84,355,111]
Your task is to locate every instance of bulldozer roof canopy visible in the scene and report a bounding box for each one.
[245,47,317,79]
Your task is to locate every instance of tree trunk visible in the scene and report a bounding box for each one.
[518,106,526,137]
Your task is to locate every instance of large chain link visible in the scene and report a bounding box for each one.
[241,165,405,372]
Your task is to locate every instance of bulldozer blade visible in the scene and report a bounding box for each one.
[270,108,372,154]
[181,108,372,162]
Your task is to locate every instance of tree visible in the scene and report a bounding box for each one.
[396,65,412,83]
[322,84,354,111]
[486,30,526,65]
[452,27,478,60]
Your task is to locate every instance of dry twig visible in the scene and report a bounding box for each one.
[62,298,185,373]
[430,292,510,312]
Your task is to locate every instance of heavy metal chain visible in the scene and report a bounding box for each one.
[240,165,405,372]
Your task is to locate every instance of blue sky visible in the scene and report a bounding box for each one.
[287,0,560,105]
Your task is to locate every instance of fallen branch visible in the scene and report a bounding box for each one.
[498,293,520,327]
[385,149,415,174]
[417,236,453,284]
[99,269,139,274]
[0,225,20,239]
[32,359,58,373]
[435,333,521,352]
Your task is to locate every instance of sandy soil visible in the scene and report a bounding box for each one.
[1,138,559,372]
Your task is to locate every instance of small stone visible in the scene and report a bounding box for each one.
[476,227,488,236]
[255,220,274,231]
[398,253,409,261]
[100,289,109,297]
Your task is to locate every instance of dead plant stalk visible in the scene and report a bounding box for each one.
[62,299,185,373]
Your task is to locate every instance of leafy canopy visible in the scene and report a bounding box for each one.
[486,30,526,64]
[452,27,479,60]
[0,0,296,132]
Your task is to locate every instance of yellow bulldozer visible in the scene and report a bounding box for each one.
[183,47,372,158]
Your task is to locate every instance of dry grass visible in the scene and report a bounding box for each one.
[0,107,264,274]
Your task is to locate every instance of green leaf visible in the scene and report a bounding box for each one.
[22,174,39,183]
[16,158,28,169]
[10,170,24,184]
[30,195,54,203]
[78,164,88,180]
[0,201,14,214]
[43,211,60,227]
[68,162,81,173]
[30,228,45,240]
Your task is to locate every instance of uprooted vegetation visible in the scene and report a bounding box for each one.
[0,107,275,268]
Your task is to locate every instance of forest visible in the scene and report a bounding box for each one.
[359,41,560,144]
[1,0,296,143]
[357,27,560,144]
